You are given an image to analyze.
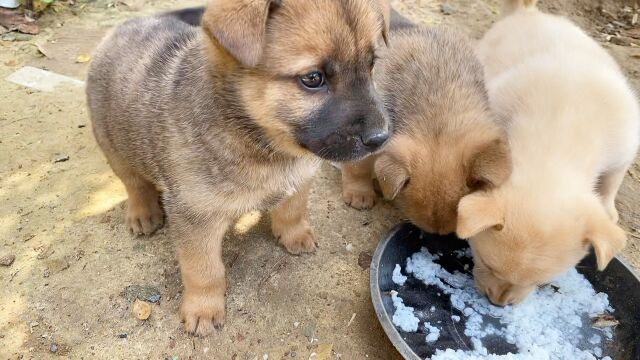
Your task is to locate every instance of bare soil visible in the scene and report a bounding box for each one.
[1,0,639,359]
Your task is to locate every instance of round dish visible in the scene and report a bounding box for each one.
[370,222,640,359]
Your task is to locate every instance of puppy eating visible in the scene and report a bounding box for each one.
[87,0,390,335]
[341,17,511,235]
[458,0,639,306]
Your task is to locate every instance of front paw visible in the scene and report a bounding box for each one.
[180,288,225,336]
[274,221,317,255]
[126,200,164,236]
[342,187,376,210]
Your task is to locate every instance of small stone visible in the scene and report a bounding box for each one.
[117,333,127,339]
[440,3,456,15]
[610,36,632,46]
[50,343,58,353]
[0,254,16,266]
[345,243,353,252]
[132,299,152,320]
[45,258,69,274]
[2,32,32,41]
[303,322,317,341]
[122,285,162,303]
[78,124,86,128]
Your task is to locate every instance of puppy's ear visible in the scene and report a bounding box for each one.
[374,152,409,200]
[585,209,627,271]
[457,192,503,239]
[202,0,281,67]
[374,0,391,45]
[468,134,512,190]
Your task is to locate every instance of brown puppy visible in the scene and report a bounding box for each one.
[87,0,390,336]
[341,22,511,235]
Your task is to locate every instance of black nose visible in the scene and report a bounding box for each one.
[361,131,389,149]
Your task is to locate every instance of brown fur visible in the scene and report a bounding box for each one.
[87,0,389,336]
[341,25,511,235]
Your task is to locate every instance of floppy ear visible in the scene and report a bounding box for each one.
[202,0,280,67]
[374,152,409,200]
[374,0,391,45]
[468,135,512,190]
[456,192,503,239]
[585,209,627,270]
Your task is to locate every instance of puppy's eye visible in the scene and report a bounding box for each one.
[299,71,325,90]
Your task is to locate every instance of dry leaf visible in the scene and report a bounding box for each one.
[75,53,91,63]
[591,314,619,328]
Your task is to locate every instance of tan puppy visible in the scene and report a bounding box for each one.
[341,21,511,235]
[459,0,639,305]
[87,0,390,335]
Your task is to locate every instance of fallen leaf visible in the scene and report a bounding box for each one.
[357,251,372,270]
[591,314,619,328]
[314,344,333,360]
[16,23,39,35]
[36,42,51,58]
[75,53,91,63]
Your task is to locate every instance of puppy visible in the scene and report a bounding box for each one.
[340,18,511,235]
[87,0,390,335]
[459,0,639,306]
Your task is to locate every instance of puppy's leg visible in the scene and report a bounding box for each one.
[341,156,377,210]
[271,182,316,254]
[108,156,164,235]
[177,214,230,336]
[598,167,627,223]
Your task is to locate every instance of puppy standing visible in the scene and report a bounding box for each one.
[341,18,511,235]
[457,0,639,305]
[87,0,390,335]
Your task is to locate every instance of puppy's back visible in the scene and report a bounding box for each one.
[478,7,639,171]
[378,27,489,135]
[87,16,203,178]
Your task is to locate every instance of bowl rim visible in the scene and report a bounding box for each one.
[369,221,640,359]
[370,222,422,360]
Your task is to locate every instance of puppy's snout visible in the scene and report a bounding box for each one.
[360,130,389,150]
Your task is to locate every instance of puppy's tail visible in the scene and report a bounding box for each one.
[501,0,538,16]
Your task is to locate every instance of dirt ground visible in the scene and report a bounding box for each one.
[1,0,640,359]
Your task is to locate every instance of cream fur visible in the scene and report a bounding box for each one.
[460,2,639,306]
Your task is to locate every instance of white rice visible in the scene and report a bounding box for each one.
[389,247,615,359]
[390,290,420,332]
[392,264,408,286]
[425,321,441,343]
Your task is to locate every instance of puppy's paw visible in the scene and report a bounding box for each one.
[275,221,317,255]
[126,201,164,236]
[342,187,376,210]
[180,288,225,336]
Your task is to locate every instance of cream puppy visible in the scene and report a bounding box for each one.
[458,0,640,305]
